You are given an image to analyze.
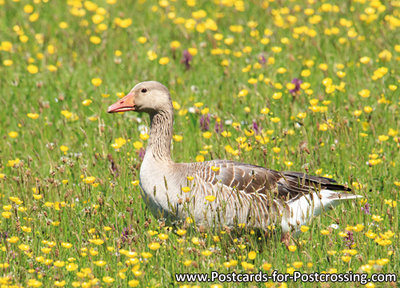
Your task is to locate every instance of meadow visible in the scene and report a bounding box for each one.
[0,0,399,287]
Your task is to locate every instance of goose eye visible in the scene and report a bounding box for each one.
[141,88,148,93]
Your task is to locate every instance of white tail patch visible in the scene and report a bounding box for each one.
[281,190,362,233]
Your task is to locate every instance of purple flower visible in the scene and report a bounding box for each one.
[252,120,260,134]
[200,114,210,131]
[121,225,133,244]
[181,50,192,70]
[258,54,266,65]
[344,230,354,248]
[215,121,224,134]
[361,202,370,215]
[289,78,302,95]
[137,148,146,160]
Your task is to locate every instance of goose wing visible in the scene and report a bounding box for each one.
[191,160,351,201]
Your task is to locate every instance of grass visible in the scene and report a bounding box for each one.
[0,0,399,287]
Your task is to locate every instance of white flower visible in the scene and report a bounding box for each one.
[329,224,339,229]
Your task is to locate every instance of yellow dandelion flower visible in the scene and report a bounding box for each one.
[359,89,370,98]
[159,57,169,65]
[173,135,183,142]
[341,255,351,262]
[300,225,309,232]
[128,280,140,287]
[248,251,257,260]
[2,212,12,219]
[102,276,114,283]
[148,242,160,250]
[196,155,205,162]
[205,195,216,202]
[66,263,78,271]
[293,261,303,269]
[8,131,18,138]
[61,242,72,249]
[89,36,101,44]
[27,64,39,74]
[91,78,102,87]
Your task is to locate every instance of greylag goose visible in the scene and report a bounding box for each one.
[108,81,361,243]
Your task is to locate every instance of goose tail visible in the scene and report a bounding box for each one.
[281,190,362,233]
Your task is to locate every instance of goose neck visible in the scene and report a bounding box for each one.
[146,109,174,162]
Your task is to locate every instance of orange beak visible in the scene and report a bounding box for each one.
[107,92,136,113]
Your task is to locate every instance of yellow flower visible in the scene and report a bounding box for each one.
[141,252,152,259]
[272,92,282,100]
[27,64,38,74]
[21,226,31,233]
[284,161,293,167]
[211,166,220,172]
[293,261,303,268]
[196,155,205,162]
[191,237,200,245]
[248,251,257,260]
[90,36,101,44]
[147,50,157,61]
[288,245,297,252]
[61,242,72,249]
[27,113,39,119]
[205,195,216,202]
[148,242,160,250]
[54,260,65,267]
[27,279,42,287]
[378,135,389,142]
[159,57,169,65]
[297,112,307,119]
[60,145,69,153]
[262,262,272,270]
[372,215,383,222]
[238,89,248,97]
[300,225,309,232]
[102,276,114,283]
[182,187,190,193]
[360,56,370,64]
[170,41,181,49]
[172,135,183,142]
[82,99,92,106]
[176,229,186,236]
[341,255,351,262]
[66,262,78,271]
[59,21,68,29]
[319,123,328,131]
[137,36,147,44]
[359,89,370,98]
[128,280,140,287]
[320,229,330,235]
[91,78,102,87]
[54,280,66,287]
[18,244,30,251]
[89,238,104,245]
[33,194,43,200]
[2,211,12,219]
[8,131,18,138]
[3,59,13,66]
[83,176,96,184]
[201,250,213,256]
[158,233,168,241]
[133,141,143,150]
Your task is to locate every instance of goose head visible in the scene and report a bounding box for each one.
[107,81,172,114]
